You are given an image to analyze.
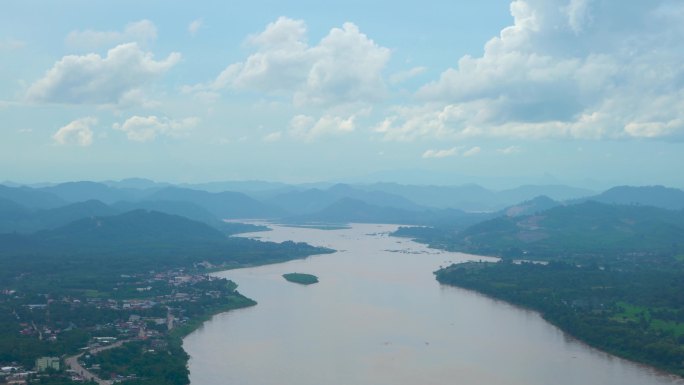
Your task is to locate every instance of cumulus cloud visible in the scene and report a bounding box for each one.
[188,19,203,36]
[462,146,481,157]
[377,0,684,142]
[193,17,390,107]
[53,117,96,146]
[422,146,461,159]
[288,114,355,141]
[65,20,157,50]
[26,43,180,105]
[113,115,199,142]
[389,66,427,85]
[262,131,282,142]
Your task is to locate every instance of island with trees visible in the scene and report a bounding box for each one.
[282,273,319,285]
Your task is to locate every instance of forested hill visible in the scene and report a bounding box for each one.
[0,210,332,288]
[399,201,684,261]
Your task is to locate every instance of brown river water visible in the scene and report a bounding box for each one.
[183,223,684,385]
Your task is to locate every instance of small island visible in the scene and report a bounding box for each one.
[283,273,319,285]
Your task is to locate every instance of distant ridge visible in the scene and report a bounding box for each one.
[582,185,684,210]
[147,187,287,219]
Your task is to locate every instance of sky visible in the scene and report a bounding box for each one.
[1,0,684,188]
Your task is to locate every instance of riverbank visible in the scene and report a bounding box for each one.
[435,261,684,378]
[185,223,680,385]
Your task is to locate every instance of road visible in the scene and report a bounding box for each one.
[64,339,132,385]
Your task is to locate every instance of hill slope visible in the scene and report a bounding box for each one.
[147,187,286,219]
[583,185,684,210]
[449,202,684,258]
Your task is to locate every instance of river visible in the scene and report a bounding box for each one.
[183,223,684,385]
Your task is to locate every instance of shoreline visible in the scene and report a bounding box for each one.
[435,263,684,380]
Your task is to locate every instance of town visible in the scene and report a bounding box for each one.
[0,268,254,385]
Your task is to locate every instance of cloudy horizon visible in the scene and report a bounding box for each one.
[2,1,683,188]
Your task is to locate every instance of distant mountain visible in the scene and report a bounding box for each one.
[0,210,330,279]
[0,200,118,234]
[288,197,490,228]
[112,200,218,225]
[0,185,66,209]
[0,197,31,220]
[583,185,684,210]
[147,187,286,219]
[353,183,593,211]
[292,198,427,224]
[355,183,497,211]
[39,209,227,247]
[496,185,594,204]
[181,180,294,194]
[40,181,147,204]
[447,201,684,258]
[267,183,424,215]
[101,178,170,190]
[500,195,560,217]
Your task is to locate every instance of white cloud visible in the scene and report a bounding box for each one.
[564,0,592,34]
[497,145,522,155]
[422,147,461,159]
[53,117,96,146]
[389,66,427,84]
[462,146,481,157]
[113,115,199,142]
[378,0,684,142]
[66,20,157,50]
[263,131,282,142]
[188,19,203,36]
[26,43,180,105]
[194,17,390,108]
[288,114,355,141]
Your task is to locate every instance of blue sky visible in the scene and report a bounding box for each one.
[1,0,683,188]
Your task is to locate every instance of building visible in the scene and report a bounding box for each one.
[35,357,60,372]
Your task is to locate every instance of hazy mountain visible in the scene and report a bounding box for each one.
[358,183,496,211]
[356,183,593,211]
[38,209,227,247]
[0,200,118,234]
[40,181,146,204]
[0,210,329,278]
[147,187,287,219]
[101,178,170,190]
[500,195,561,218]
[583,185,684,210]
[291,198,428,224]
[446,201,684,258]
[288,197,490,228]
[0,197,31,220]
[268,183,424,215]
[181,180,295,194]
[496,185,593,204]
[0,185,66,210]
[112,200,218,225]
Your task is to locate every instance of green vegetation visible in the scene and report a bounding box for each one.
[398,202,684,262]
[403,200,684,377]
[283,273,319,285]
[0,210,332,293]
[0,209,331,384]
[435,260,684,377]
